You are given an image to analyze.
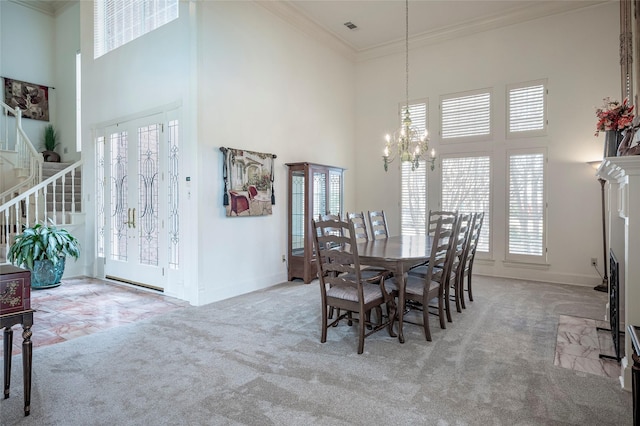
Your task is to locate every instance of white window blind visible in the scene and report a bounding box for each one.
[441,90,491,140]
[401,101,428,235]
[507,80,547,136]
[508,152,545,259]
[94,0,179,59]
[441,156,491,252]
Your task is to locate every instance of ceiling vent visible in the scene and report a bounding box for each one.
[343,21,358,30]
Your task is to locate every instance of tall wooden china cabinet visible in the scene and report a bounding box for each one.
[286,162,344,283]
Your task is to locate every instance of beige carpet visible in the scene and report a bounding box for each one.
[0,275,633,425]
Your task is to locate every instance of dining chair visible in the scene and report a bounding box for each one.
[368,210,389,240]
[407,213,460,321]
[427,210,457,235]
[407,209,458,273]
[347,211,394,282]
[383,217,457,341]
[446,213,472,317]
[460,212,484,307]
[312,217,396,354]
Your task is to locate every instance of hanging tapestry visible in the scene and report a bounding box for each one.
[220,147,276,217]
[3,77,50,121]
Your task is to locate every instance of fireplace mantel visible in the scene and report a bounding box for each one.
[597,156,640,390]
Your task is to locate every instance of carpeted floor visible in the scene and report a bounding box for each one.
[0,275,633,425]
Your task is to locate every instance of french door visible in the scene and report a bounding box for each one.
[97,113,180,291]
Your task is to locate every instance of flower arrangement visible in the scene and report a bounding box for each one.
[595,97,635,136]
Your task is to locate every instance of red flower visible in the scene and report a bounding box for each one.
[595,97,635,136]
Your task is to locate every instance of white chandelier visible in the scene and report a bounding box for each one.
[383,0,435,172]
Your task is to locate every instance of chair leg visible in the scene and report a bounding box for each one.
[321,304,328,343]
[439,295,446,329]
[357,311,366,354]
[444,283,453,323]
[386,301,397,338]
[468,269,474,302]
[454,277,462,313]
[460,274,467,309]
[422,303,432,341]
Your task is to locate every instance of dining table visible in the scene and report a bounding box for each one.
[357,234,433,343]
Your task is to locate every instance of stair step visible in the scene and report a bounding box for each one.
[47,201,82,212]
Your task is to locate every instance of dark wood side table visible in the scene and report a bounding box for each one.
[1,265,34,416]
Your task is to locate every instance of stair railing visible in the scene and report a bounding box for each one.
[0,101,43,205]
[0,160,83,263]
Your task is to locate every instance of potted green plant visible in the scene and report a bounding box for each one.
[41,124,60,162]
[7,221,80,289]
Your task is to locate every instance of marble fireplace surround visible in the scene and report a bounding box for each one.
[597,156,640,390]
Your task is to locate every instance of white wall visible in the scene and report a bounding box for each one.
[0,1,55,150]
[196,1,356,304]
[54,3,81,162]
[355,3,620,286]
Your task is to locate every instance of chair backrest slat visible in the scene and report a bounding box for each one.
[312,218,362,290]
[368,210,389,240]
[347,211,369,244]
[428,210,458,236]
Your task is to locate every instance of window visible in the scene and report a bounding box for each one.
[94,0,179,59]
[440,89,491,141]
[441,155,491,253]
[401,101,428,235]
[507,80,547,137]
[507,150,546,262]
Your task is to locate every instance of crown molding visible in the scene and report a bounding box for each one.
[9,0,76,17]
[255,1,357,62]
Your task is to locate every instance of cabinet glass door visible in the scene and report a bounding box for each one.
[291,170,305,256]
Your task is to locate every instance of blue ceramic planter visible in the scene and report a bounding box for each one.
[31,258,65,289]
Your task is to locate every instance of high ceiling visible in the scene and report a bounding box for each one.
[15,0,608,57]
[273,0,608,57]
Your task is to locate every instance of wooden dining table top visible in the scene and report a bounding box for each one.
[356,235,433,263]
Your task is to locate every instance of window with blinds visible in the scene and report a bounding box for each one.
[440,90,491,140]
[507,151,546,261]
[507,80,547,137]
[441,155,491,253]
[401,101,428,235]
[94,0,179,59]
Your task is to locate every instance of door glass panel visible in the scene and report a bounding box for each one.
[313,171,326,219]
[291,171,305,255]
[328,170,342,215]
[138,124,160,266]
[168,119,180,269]
[96,136,105,257]
[110,131,128,261]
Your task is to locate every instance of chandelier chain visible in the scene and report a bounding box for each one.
[405,0,409,111]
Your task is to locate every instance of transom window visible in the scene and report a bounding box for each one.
[440,89,491,141]
[94,0,179,59]
[507,80,547,137]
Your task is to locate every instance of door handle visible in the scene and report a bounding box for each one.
[124,208,132,228]
[132,208,136,229]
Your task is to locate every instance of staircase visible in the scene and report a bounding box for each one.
[0,101,84,263]
[42,162,82,215]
